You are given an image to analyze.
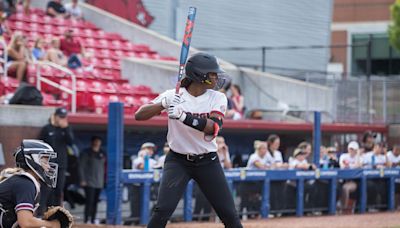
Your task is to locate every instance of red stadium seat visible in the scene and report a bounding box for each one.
[0,77,19,94]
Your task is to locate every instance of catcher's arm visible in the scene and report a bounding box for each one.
[17,210,60,228]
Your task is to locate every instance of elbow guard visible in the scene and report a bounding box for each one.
[204,116,223,142]
[182,113,207,131]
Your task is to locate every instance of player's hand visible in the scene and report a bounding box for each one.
[168,104,185,120]
[171,94,181,105]
[161,97,168,109]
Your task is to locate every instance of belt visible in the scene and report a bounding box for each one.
[171,150,217,162]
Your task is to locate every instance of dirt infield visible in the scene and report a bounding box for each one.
[74,212,400,228]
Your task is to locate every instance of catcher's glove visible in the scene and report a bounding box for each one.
[43,206,73,228]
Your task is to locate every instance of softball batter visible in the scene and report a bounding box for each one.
[135,53,242,228]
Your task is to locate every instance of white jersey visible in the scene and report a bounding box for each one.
[246,152,274,169]
[289,158,309,169]
[362,151,387,168]
[339,153,362,169]
[272,150,284,163]
[152,88,227,155]
[387,151,400,166]
[132,157,157,171]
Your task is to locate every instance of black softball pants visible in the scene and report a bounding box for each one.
[147,151,242,228]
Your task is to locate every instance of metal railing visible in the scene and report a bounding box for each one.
[0,38,8,78]
[35,61,77,113]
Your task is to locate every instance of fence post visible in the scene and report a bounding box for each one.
[106,102,124,224]
[328,178,337,215]
[261,47,266,72]
[358,80,362,123]
[383,80,387,123]
[184,180,194,221]
[388,177,395,211]
[359,176,367,213]
[313,111,321,166]
[260,179,270,218]
[296,178,304,217]
[140,181,151,225]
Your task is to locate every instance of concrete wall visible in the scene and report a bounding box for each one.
[121,58,334,113]
[0,105,55,168]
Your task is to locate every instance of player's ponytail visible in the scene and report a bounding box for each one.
[0,167,24,181]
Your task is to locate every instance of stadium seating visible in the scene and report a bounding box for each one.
[1,7,177,114]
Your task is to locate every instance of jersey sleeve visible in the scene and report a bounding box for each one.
[14,177,36,212]
[210,92,228,117]
[151,89,174,105]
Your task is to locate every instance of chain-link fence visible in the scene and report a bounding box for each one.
[296,75,400,124]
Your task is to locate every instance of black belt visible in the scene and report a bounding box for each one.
[171,150,217,162]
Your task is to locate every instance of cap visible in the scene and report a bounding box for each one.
[293,148,306,157]
[55,107,68,118]
[347,141,359,150]
[327,147,337,153]
[141,142,155,149]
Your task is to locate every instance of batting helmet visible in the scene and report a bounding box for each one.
[184,53,226,87]
[14,139,58,188]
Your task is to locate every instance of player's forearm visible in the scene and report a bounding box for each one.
[135,103,164,120]
[18,215,59,228]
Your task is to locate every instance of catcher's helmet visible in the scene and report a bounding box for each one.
[184,53,227,89]
[14,139,58,188]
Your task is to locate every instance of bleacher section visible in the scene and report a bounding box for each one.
[1,8,176,114]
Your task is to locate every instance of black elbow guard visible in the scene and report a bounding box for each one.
[210,117,223,128]
[182,113,207,131]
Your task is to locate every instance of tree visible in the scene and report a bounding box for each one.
[389,0,400,51]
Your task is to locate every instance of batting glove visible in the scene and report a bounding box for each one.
[171,94,181,105]
[168,104,186,121]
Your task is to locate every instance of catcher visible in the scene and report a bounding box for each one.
[0,139,73,228]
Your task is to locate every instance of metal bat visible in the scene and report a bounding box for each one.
[176,7,196,94]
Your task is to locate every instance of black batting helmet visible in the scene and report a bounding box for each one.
[14,139,58,188]
[184,53,226,87]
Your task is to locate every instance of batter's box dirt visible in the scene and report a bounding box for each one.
[74,212,400,228]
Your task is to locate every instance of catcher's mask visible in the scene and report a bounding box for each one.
[14,139,58,188]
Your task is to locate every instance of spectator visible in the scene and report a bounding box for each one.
[388,144,400,167]
[46,37,82,69]
[46,38,68,67]
[65,0,83,19]
[230,84,244,119]
[0,9,9,36]
[60,29,84,57]
[129,142,157,225]
[46,0,67,18]
[267,134,289,169]
[216,136,232,169]
[361,130,376,153]
[247,141,273,169]
[267,134,288,214]
[37,107,74,216]
[6,32,28,82]
[32,37,46,61]
[326,147,340,168]
[362,142,390,169]
[132,142,157,170]
[363,142,390,210]
[60,29,85,68]
[154,142,169,169]
[289,148,316,170]
[298,141,313,163]
[339,141,362,213]
[80,136,106,224]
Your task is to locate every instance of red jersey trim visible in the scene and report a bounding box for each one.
[210,110,225,117]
